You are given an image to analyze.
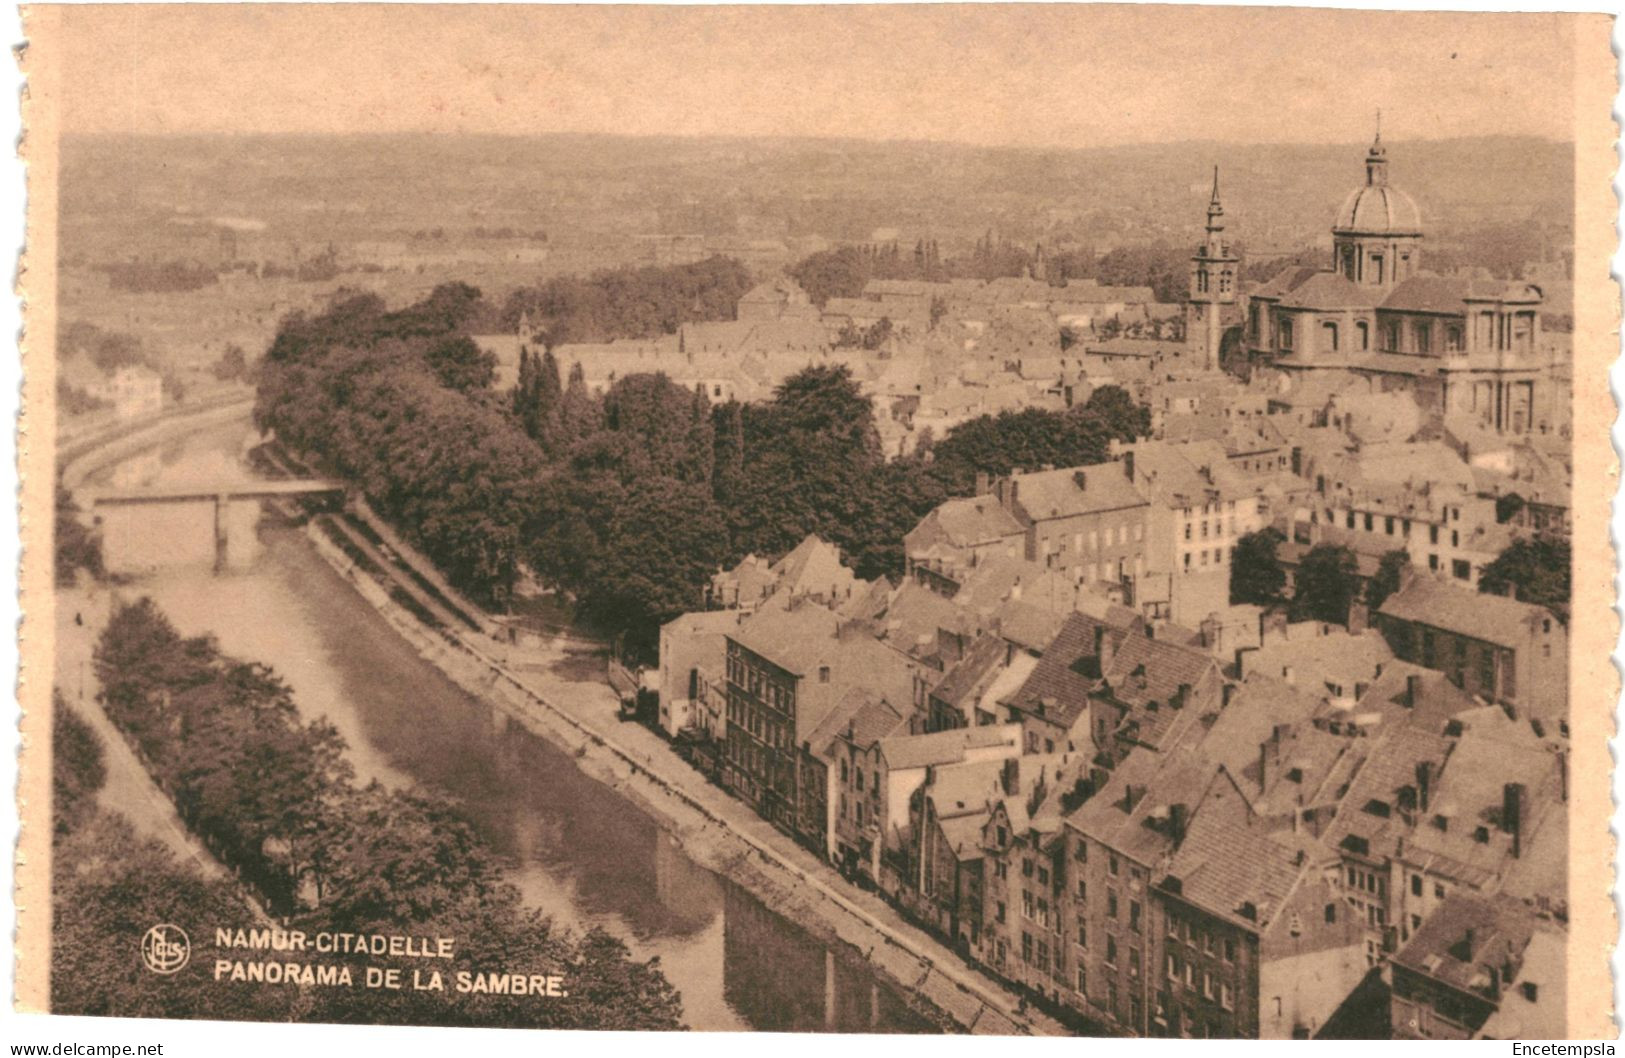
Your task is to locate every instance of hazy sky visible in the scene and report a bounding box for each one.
[42,4,1583,147]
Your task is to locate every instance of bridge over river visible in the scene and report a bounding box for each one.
[86,478,346,574]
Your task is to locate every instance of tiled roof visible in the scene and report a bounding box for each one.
[1003,612,1129,730]
[1277,271,1383,311]
[1391,891,1540,1000]
[810,687,908,760]
[878,724,1021,771]
[732,601,841,676]
[1009,462,1147,522]
[921,496,1024,548]
[1065,747,1213,866]
[930,634,1012,711]
[1250,265,1322,301]
[1198,673,1327,783]
[1166,796,1316,930]
[1379,275,1543,314]
[1377,575,1554,646]
[1095,633,1220,751]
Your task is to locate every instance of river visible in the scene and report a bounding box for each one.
[81,413,935,1034]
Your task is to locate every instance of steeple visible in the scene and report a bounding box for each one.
[1187,165,1238,373]
[1365,111,1389,187]
[1206,166,1226,234]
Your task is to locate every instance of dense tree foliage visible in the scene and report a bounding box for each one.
[1230,528,1286,607]
[499,256,752,342]
[84,599,685,1029]
[257,283,1151,655]
[1289,544,1361,624]
[256,288,545,604]
[55,487,104,586]
[52,693,105,835]
[1479,534,1571,622]
[1367,550,1411,613]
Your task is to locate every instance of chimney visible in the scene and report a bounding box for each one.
[1405,674,1422,709]
[1416,760,1433,812]
[1464,927,1477,958]
[1503,781,1525,858]
[1074,469,1088,492]
[1001,757,1019,796]
[1173,682,1191,710]
[975,471,992,496]
[1169,802,1189,844]
[1123,450,1136,482]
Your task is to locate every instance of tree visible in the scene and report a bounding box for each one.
[52,694,106,835]
[425,335,497,393]
[55,487,103,586]
[1078,384,1150,443]
[582,477,730,655]
[1495,492,1527,525]
[1230,528,1287,606]
[1290,544,1360,624]
[1367,550,1411,612]
[1479,534,1570,622]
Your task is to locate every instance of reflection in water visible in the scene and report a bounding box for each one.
[87,417,936,1034]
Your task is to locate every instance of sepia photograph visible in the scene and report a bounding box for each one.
[12,2,1618,1045]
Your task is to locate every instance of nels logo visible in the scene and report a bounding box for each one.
[141,924,191,975]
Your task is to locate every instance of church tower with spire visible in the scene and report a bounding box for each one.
[1186,167,1238,372]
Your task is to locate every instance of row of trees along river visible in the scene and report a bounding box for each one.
[61,402,937,1032]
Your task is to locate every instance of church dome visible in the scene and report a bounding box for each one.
[1334,183,1422,235]
[1332,132,1423,236]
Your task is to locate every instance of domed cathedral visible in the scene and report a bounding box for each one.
[1332,128,1423,288]
[1184,166,1239,372]
[1243,126,1553,437]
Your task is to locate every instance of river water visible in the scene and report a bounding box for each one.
[84,414,933,1034]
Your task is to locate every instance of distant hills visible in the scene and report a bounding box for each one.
[61,131,1573,260]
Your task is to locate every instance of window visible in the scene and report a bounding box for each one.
[1224,938,1237,963]
[1109,855,1120,877]
[1416,322,1432,353]
[818,665,830,684]
[1325,903,1337,924]
[1202,971,1214,1000]
[1167,954,1180,981]
[1077,916,1088,948]
[996,901,1006,923]
[1130,901,1142,933]
[1129,947,1141,979]
[1108,890,1119,919]
[1221,983,1234,1011]
[1411,874,1423,897]
[1322,320,1339,352]
[1106,935,1118,967]
[1280,318,1294,349]
[1356,320,1370,350]
[1076,966,1088,993]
